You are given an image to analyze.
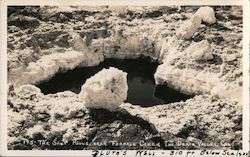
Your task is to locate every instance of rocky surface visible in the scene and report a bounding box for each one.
[121,96,242,149]
[7,6,243,150]
[8,84,241,150]
[8,85,165,150]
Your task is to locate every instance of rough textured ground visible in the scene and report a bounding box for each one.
[7,6,243,150]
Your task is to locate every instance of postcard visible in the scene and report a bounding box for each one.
[0,0,249,156]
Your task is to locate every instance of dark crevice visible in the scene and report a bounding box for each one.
[87,108,167,149]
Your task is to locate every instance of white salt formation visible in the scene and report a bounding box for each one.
[195,7,216,24]
[69,32,104,65]
[15,84,43,98]
[79,67,128,111]
[14,50,85,86]
[186,40,213,61]
[154,63,242,102]
[176,7,216,39]
[176,14,201,39]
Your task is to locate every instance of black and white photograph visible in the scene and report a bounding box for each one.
[0,0,249,156]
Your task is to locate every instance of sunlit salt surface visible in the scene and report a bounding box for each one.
[37,58,194,106]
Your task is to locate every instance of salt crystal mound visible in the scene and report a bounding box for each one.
[195,7,217,24]
[79,67,128,111]
[154,33,242,102]
[176,14,202,39]
[176,7,216,39]
[186,40,213,61]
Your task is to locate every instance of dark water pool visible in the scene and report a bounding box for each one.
[37,58,193,106]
